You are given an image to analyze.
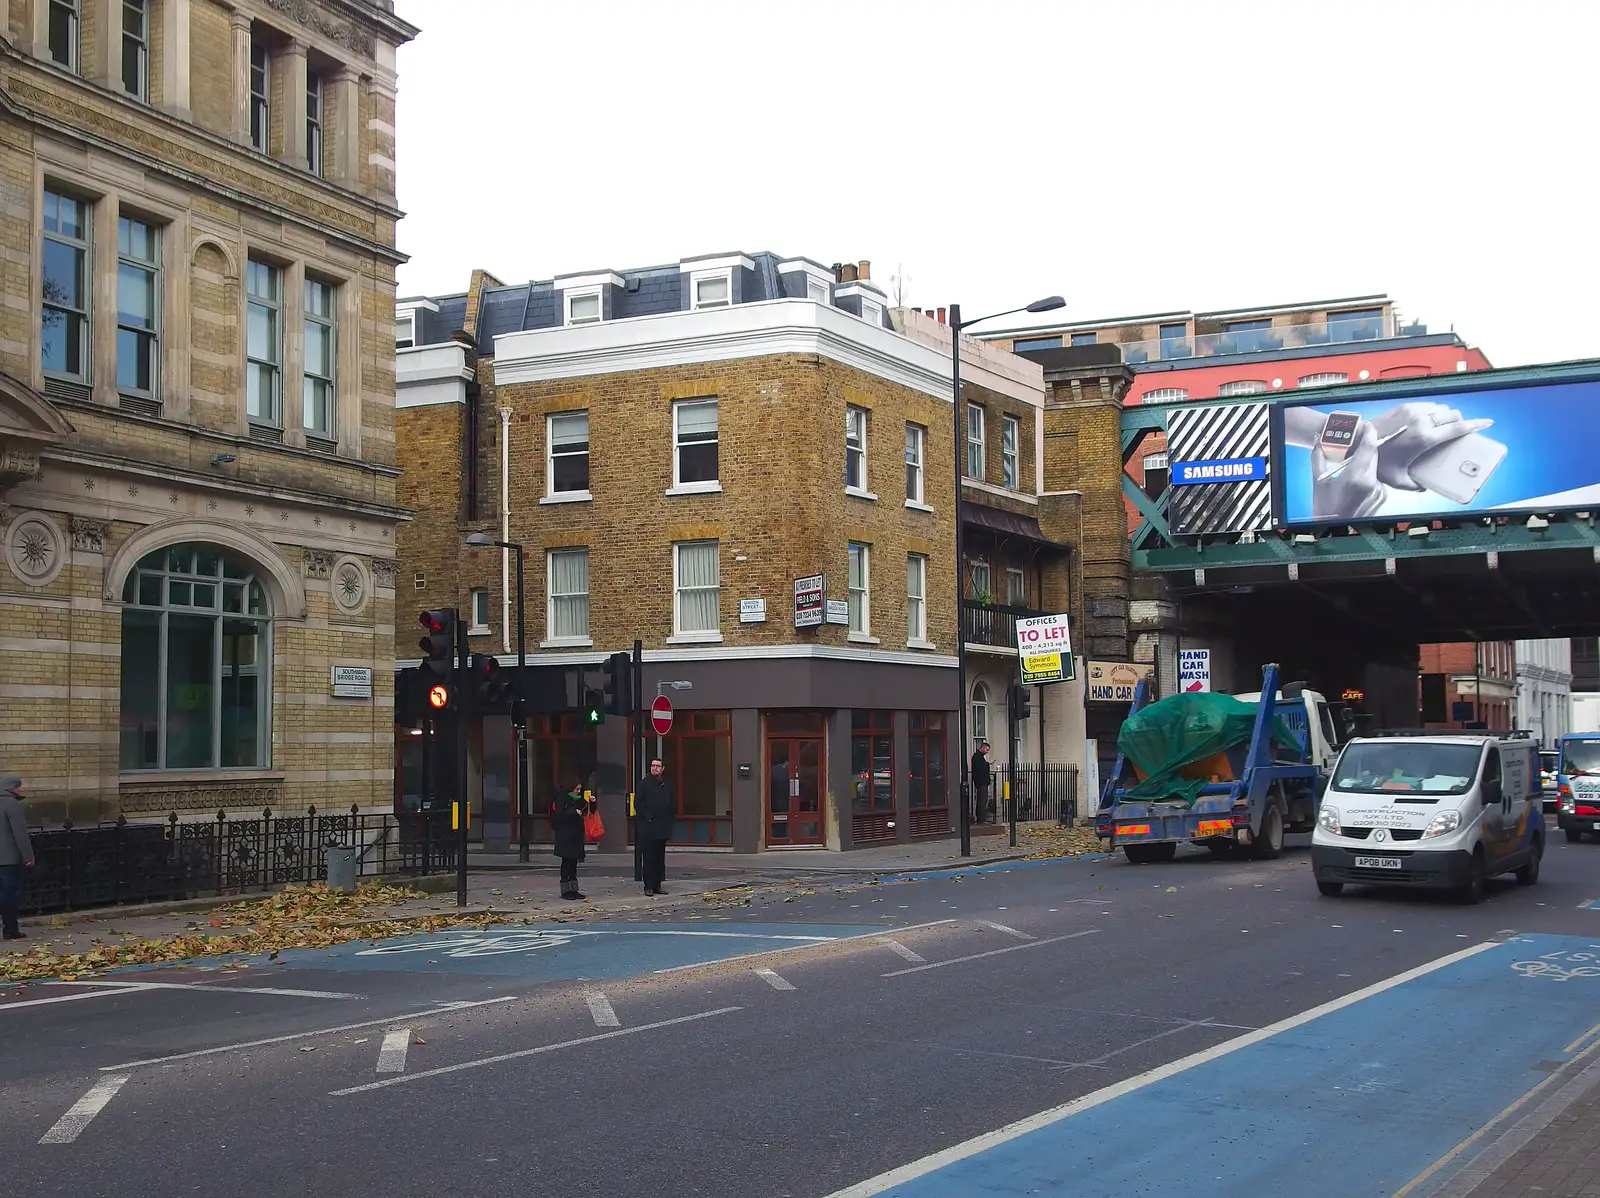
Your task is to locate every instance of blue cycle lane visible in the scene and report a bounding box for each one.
[836,932,1600,1198]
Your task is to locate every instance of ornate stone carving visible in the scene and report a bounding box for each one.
[119,782,282,814]
[70,516,108,553]
[0,449,42,486]
[332,556,369,616]
[304,548,334,579]
[5,511,66,587]
[258,0,376,57]
[371,558,398,589]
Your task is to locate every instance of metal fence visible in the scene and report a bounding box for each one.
[989,763,1081,826]
[19,807,457,916]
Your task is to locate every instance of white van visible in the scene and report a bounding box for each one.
[1311,732,1544,904]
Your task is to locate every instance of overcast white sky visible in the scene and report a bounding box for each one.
[391,0,1597,366]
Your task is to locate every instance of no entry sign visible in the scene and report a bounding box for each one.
[1015,612,1075,686]
[650,695,674,736]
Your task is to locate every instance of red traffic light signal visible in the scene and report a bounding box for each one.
[419,609,456,677]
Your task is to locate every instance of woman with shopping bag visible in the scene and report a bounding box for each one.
[550,778,596,901]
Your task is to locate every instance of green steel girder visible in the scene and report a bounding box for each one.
[1121,473,1172,545]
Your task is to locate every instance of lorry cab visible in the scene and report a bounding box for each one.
[1555,734,1600,842]
[1233,685,1345,780]
[1311,731,1543,903]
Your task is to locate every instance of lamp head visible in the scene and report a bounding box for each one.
[1025,296,1066,314]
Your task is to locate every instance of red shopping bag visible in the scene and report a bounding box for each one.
[583,810,605,845]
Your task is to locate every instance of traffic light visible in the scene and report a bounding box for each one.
[427,680,456,712]
[419,609,456,678]
[468,653,513,709]
[1008,684,1032,724]
[602,651,633,716]
[582,686,605,726]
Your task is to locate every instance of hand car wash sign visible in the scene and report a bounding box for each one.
[1016,613,1075,685]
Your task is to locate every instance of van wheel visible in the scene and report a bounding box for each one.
[1566,828,1584,844]
[1252,803,1285,860]
[1516,837,1543,885]
[1317,881,1344,897]
[1459,849,1487,905]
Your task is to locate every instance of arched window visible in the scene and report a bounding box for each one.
[970,681,990,750]
[1141,387,1189,404]
[119,544,272,771]
[1297,372,1348,388]
[1217,380,1268,397]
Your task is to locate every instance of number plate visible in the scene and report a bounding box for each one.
[1354,855,1403,870]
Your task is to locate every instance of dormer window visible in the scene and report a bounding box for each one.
[860,298,883,326]
[808,279,829,303]
[565,289,602,326]
[395,313,414,349]
[693,273,731,310]
[779,260,835,306]
[553,272,623,327]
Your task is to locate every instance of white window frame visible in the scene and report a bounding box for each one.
[671,540,721,641]
[807,278,830,303]
[306,71,324,176]
[1297,372,1349,388]
[544,410,591,501]
[395,312,415,349]
[42,189,91,383]
[1141,387,1189,404]
[249,40,270,152]
[544,548,591,646]
[1217,380,1269,397]
[48,0,79,71]
[1005,567,1026,607]
[245,258,282,427]
[907,554,929,647]
[970,559,991,604]
[122,0,148,98]
[971,681,989,748]
[905,422,927,508]
[563,287,603,326]
[848,542,872,639]
[966,403,985,481]
[845,404,871,496]
[1001,413,1020,490]
[302,276,336,439]
[691,271,732,310]
[860,297,883,326]
[116,212,160,400]
[669,397,720,493]
[468,588,490,635]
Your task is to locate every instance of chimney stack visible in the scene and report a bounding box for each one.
[840,263,858,283]
[857,260,871,281]
[936,307,947,325]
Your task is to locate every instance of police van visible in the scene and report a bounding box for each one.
[1311,730,1542,904]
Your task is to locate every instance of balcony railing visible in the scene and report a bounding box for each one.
[962,599,1042,649]
[1118,316,1389,365]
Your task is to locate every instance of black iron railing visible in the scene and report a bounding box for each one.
[19,807,456,916]
[961,600,1042,649]
[987,763,1081,825]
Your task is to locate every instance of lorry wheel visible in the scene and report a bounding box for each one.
[1252,803,1285,860]
[1459,849,1487,905]
[1516,837,1543,885]
[1566,828,1584,844]
[1124,845,1152,864]
[1149,841,1177,863]
[1317,881,1344,897]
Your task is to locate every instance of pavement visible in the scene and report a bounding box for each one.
[5,832,1600,1196]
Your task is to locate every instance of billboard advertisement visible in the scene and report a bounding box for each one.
[1087,661,1154,704]
[1279,380,1600,524]
[1167,403,1273,535]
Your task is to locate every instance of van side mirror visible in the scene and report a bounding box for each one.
[1482,779,1502,805]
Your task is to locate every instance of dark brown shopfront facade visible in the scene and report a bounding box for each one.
[399,652,959,853]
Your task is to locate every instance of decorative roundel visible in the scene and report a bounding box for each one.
[5,512,65,588]
[332,555,370,615]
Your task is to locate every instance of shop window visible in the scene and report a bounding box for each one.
[658,711,733,845]
[851,710,894,821]
[517,713,598,844]
[908,713,948,835]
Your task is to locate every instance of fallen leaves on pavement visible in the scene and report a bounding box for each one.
[1016,824,1106,860]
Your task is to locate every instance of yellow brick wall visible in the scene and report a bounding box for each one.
[189,0,233,137]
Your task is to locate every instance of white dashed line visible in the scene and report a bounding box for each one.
[977,919,1035,941]
[376,1029,411,1073]
[754,968,796,991]
[884,930,1100,977]
[881,939,926,964]
[585,992,621,1027]
[40,1076,129,1144]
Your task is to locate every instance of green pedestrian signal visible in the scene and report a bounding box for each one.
[582,686,605,725]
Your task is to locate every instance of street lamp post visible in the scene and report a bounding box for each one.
[947,296,1065,857]
[464,533,527,859]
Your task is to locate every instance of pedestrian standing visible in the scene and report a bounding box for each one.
[970,743,993,825]
[0,775,35,941]
[550,778,591,901]
[635,758,674,896]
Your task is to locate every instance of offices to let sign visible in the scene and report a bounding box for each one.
[1015,613,1074,685]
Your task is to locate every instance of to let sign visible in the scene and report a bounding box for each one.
[794,574,824,628]
[1016,613,1074,686]
[331,666,373,699]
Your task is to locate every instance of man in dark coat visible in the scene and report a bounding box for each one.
[0,775,35,940]
[635,759,675,896]
[970,743,993,824]
[550,779,590,900]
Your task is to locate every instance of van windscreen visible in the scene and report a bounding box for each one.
[1333,742,1481,795]
[1561,740,1600,775]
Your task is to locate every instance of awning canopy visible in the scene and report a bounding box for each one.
[962,502,1069,553]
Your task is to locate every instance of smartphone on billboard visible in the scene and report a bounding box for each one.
[1318,411,1362,462]
[1408,433,1507,505]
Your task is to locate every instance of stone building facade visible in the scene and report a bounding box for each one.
[0,0,416,823]
[395,256,1078,851]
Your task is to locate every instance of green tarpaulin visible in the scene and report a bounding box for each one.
[1117,692,1300,806]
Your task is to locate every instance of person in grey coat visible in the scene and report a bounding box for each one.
[0,775,35,941]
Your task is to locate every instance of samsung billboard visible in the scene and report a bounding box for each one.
[1278,380,1600,525]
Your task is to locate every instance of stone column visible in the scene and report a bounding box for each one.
[330,64,362,186]
[83,0,119,88]
[229,8,252,144]
[366,74,398,203]
[160,0,191,118]
[281,39,309,169]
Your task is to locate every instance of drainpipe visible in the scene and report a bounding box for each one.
[500,406,513,654]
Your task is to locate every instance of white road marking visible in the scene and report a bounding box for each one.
[830,941,1499,1197]
[37,979,360,1000]
[40,1076,129,1144]
[881,939,925,964]
[585,992,620,1027]
[754,968,795,991]
[977,919,1034,940]
[651,918,956,975]
[100,997,515,1071]
[2,985,161,1011]
[330,1007,742,1096]
[883,930,1099,977]
[376,1029,412,1074]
